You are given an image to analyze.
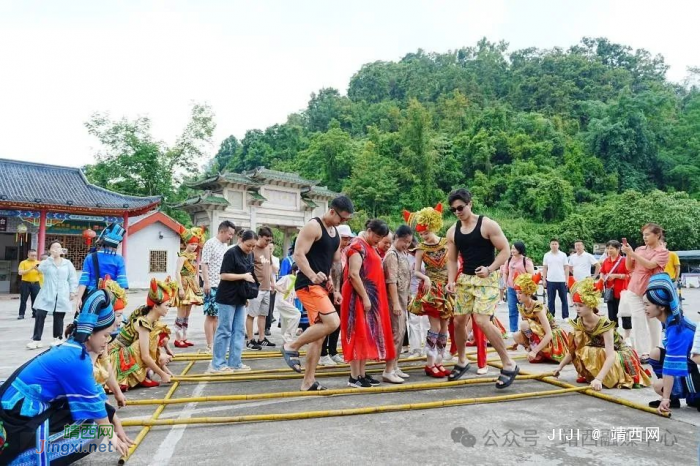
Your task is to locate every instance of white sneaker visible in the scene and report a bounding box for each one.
[26,341,42,350]
[382,371,404,384]
[443,352,454,361]
[319,355,337,366]
[408,350,422,359]
[205,365,234,375]
[395,369,410,379]
[231,364,251,372]
[476,366,489,375]
[331,354,344,364]
[50,338,63,347]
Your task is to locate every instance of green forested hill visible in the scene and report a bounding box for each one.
[208,37,700,258]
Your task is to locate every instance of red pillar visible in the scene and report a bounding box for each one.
[37,210,47,255]
[473,319,487,369]
[121,213,129,265]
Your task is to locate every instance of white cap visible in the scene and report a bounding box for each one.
[337,225,355,238]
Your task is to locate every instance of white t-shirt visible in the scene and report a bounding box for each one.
[568,252,598,281]
[543,251,568,282]
[201,237,230,288]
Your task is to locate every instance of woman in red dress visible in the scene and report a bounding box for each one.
[342,219,396,388]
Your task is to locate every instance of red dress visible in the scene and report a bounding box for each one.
[341,237,396,362]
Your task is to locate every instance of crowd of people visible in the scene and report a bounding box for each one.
[2,188,700,464]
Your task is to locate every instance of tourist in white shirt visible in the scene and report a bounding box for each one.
[568,240,601,282]
[542,238,570,319]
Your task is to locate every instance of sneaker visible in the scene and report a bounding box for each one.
[259,338,276,348]
[50,338,63,347]
[17,315,24,320]
[26,341,42,350]
[206,365,234,375]
[362,374,381,386]
[443,352,454,361]
[231,364,252,372]
[395,369,410,379]
[408,350,422,358]
[348,376,372,388]
[319,355,337,366]
[265,329,271,336]
[382,371,404,384]
[246,340,262,350]
[401,346,409,354]
[331,354,344,364]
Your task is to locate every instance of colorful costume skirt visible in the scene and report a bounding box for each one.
[526,325,569,363]
[109,329,168,388]
[570,335,651,388]
[409,282,453,320]
[173,275,204,307]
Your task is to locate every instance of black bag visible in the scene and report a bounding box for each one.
[603,287,614,303]
[80,252,100,307]
[237,252,259,300]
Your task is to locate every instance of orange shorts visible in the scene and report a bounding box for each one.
[296,285,335,325]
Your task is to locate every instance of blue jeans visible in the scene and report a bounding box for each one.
[506,287,519,333]
[546,281,569,319]
[212,303,246,369]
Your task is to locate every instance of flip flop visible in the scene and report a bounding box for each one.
[304,381,327,391]
[448,363,470,381]
[496,365,520,389]
[281,346,302,373]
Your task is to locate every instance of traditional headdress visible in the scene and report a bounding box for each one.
[179,225,207,245]
[646,273,680,316]
[99,274,127,311]
[97,222,126,249]
[147,277,178,307]
[73,290,115,343]
[513,273,541,296]
[571,277,603,310]
[403,203,443,233]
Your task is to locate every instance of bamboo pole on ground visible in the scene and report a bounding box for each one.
[466,355,670,418]
[120,386,588,427]
[126,373,550,406]
[118,361,195,464]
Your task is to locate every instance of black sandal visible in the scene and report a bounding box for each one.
[496,365,520,389]
[304,381,328,391]
[282,346,302,373]
[448,363,470,381]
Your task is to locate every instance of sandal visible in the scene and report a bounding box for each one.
[639,354,650,364]
[304,381,328,391]
[282,346,302,373]
[448,363,470,381]
[496,365,520,389]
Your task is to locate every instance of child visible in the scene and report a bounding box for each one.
[554,278,650,391]
[109,278,177,389]
[512,273,569,363]
[173,226,206,347]
[274,264,302,343]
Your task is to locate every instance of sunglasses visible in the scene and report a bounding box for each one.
[450,205,467,213]
[335,211,352,223]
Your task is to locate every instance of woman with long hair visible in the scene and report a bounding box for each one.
[502,241,535,334]
[342,219,395,388]
[173,226,206,348]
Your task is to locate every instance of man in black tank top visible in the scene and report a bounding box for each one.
[281,195,354,391]
[445,188,520,388]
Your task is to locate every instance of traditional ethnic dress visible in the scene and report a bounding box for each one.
[408,238,454,320]
[341,237,396,362]
[173,251,204,307]
[568,316,651,388]
[109,315,170,388]
[518,301,569,362]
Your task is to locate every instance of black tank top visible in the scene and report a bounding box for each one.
[295,217,340,290]
[455,215,495,276]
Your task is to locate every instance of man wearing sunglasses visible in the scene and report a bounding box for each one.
[445,188,519,389]
[281,195,354,391]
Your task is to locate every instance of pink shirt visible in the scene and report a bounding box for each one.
[506,256,534,289]
[627,245,669,296]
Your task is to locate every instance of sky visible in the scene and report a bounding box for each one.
[1,0,698,168]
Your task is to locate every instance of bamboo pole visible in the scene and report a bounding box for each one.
[126,373,550,406]
[118,361,195,464]
[466,355,671,418]
[120,386,588,427]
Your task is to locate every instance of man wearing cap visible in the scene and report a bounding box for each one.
[75,222,128,311]
[319,224,354,365]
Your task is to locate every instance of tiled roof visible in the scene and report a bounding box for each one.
[187,172,261,189]
[174,193,229,208]
[0,158,160,213]
[246,167,319,186]
[304,186,339,198]
[301,197,319,209]
[247,190,267,202]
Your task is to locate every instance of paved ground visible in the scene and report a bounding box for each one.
[1,290,699,465]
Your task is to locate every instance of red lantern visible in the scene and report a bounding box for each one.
[82,228,97,247]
